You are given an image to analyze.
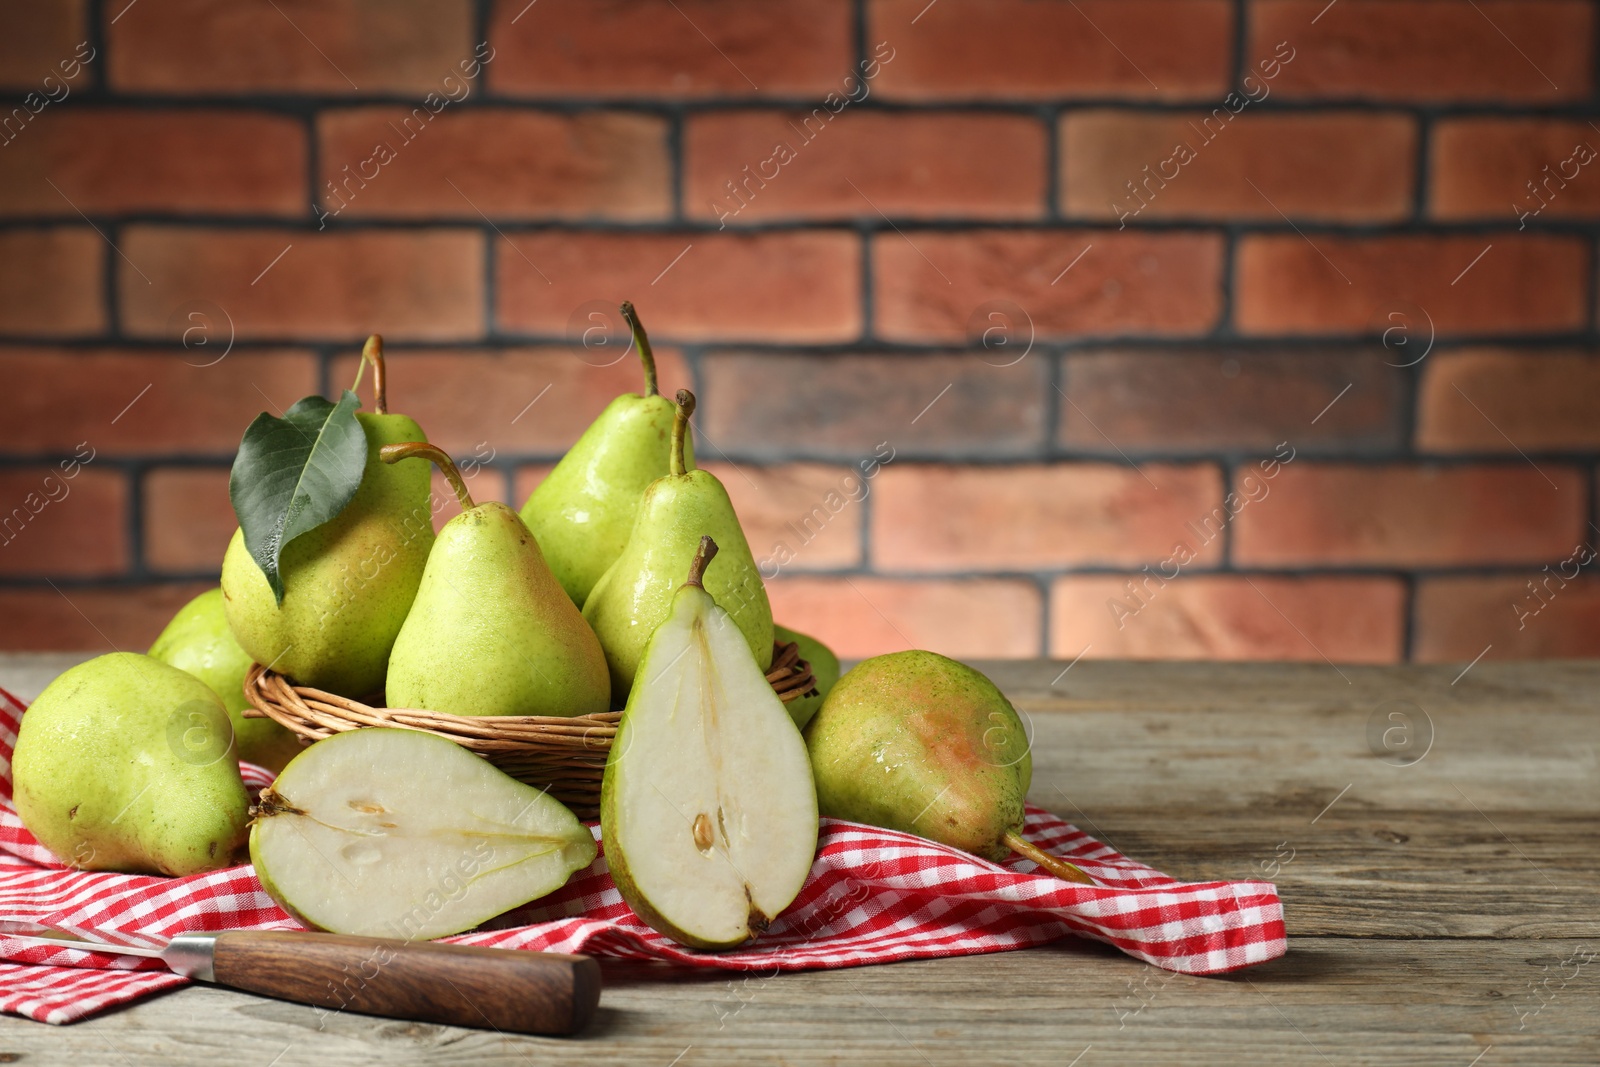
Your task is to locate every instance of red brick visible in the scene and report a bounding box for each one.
[700,463,864,574]
[1250,0,1593,102]
[875,230,1223,342]
[0,228,103,336]
[489,0,852,98]
[1050,575,1404,663]
[317,109,669,221]
[0,110,305,217]
[872,0,1232,100]
[0,466,128,577]
[1233,464,1586,567]
[1060,348,1404,454]
[1432,119,1600,220]
[120,227,484,341]
[327,345,694,455]
[701,353,1046,459]
[496,231,860,342]
[1415,575,1600,661]
[0,583,214,652]
[872,463,1225,571]
[510,464,556,511]
[765,577,1041,659]
[143,468,233,574]
[110,0,477,94]
[1418,350,1600,453]
[685,111,1046,223]
[0,348,316,454]
[0,1,91,91]
[1063,111,1415,223]
[1234,234,1589,335]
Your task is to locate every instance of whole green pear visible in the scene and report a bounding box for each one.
[583,390,772,698]
[149,587,302,772]
[383,443,611,717]
[521,302,691,608]
[13,652,250,877]
[775,624,841,732]
[222,337,435,697]
[803,651,1031,862]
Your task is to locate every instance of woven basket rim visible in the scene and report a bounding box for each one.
[242,639,816,739]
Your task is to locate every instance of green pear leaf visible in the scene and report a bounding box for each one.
[229,391,367,604]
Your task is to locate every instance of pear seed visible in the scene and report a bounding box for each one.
[692,812,714,852]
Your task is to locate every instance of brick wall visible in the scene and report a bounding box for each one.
[2,0,1598,663]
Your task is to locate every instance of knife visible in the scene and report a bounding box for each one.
[1,923,599,1035]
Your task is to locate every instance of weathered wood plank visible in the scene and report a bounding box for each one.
[1,657,1593,1063]
[1006,661,1600,816]
[1072,809,1600,939]
[0,938,1592,1066]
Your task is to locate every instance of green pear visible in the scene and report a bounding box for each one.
[583,390,772,697]
[774,624,840,732]
[381,443,611,717]
[221,335,435,697]
[149,587,302,772]
[602,538,818,949]
[251,727,597,939]
[13,652,250,877]
[803,651,1093,884]
[521,302,692,608]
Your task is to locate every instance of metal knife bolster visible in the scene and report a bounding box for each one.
[160,934,220,981]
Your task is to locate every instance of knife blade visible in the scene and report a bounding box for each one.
[0,921,599,1035]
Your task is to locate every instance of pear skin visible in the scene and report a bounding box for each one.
[13,652,250,876]
[583,390,772,697]
[149,587,302,772]
[222,392,435,697]
[802,651,1031,862]
[774,624,840,731]
[522,302,690,607]
[383,444,611,717]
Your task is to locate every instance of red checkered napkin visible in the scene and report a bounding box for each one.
[0,684,1285,1024]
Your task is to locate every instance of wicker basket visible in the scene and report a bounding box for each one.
[242,641,816,819]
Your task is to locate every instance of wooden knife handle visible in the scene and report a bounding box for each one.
[210,931,600,1035]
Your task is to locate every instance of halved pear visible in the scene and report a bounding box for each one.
[601,537,819,950]
[250,728,597,940]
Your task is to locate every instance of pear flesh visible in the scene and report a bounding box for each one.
[803,650,1032,863]
[222,409,435,697]
[382,444,611,718]
[774,624,841,732]
[250,728,597,940]
[149,587,303,772]
[13,653,250,877]
[602,542,817,949]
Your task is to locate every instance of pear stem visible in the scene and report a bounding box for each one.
[619,301,658,397]
[380,442,474,511]
[671,389,696,477]
[687,536,719,588]
[352,334,388,414]
[1002,830,1097,886]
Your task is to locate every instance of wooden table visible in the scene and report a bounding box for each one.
[2,655,1596,1065]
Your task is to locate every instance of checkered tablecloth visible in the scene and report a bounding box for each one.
[0,684,1285,1024]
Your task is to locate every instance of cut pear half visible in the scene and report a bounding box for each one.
[602,537,819,950]
[250,728,597,940]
